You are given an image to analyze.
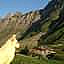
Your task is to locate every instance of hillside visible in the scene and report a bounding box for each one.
[0,0,63,47]
[0,0,64,64]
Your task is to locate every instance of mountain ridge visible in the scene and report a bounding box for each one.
[0,0,64,50]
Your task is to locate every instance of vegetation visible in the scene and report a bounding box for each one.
[0,0,64,64]
[12,55,48,64]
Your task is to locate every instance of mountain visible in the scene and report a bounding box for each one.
[0,0,64,59]
[0,11,41,45]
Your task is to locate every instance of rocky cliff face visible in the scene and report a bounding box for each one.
[0,0,64,49]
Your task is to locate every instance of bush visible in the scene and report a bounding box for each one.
[20,47,29,55]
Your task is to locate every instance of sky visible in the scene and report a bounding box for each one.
[0,0,48,16]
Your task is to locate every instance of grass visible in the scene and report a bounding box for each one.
[48,59,64,64]
[11,54,64,64]
[12,55,48,64]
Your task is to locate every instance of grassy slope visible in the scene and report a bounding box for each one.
[11,55,64,64]
[12,55,48,64]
